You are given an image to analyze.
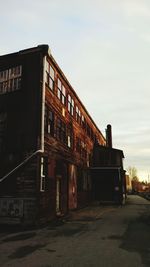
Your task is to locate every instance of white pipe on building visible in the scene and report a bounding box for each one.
[41,55,47,152]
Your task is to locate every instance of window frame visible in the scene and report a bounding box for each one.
[56,117,66,144]
[67,126,74,149]
[57,78,66,105]
[75,106,81,124]
[0,66,22,95]
[46,62,55,92]
[44,105,54,136]
[68,94,74,116]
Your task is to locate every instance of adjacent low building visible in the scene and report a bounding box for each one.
[90,125,126,204]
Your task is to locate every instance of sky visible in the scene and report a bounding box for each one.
[1,0,150,181]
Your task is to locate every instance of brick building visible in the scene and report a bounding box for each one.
[0,45,106,225]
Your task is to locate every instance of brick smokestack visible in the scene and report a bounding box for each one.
[106,124,112,148]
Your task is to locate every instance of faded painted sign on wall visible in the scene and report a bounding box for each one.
[0,198,23,218]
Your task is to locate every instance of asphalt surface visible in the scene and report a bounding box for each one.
[0,195,150,267]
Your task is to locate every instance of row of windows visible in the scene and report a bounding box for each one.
[45,61,95,142]
[0,78,21,94]
[0,66,22,81]
[0,66,22,95]
[44,105,88,155]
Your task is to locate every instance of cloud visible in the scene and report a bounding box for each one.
[141,33,150,43]
[122,0,150,17]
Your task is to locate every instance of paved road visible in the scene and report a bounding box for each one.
[0,195,150,267]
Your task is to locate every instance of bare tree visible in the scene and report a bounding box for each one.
[127,166,138,180]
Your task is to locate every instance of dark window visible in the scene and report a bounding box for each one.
[77,169,89,192]
[67,126,74,149]
[81,115,86,129]
[81,141,87,159]
[76,137,81,153]
[0,66,22,94]
[44,105,54,136]
[75,106,81,124]
[87,123,91,137]
[77,168,83,192]
[56,118,66,143]
[91,129,94,140]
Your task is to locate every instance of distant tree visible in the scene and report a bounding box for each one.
[127,166,138,180]
[132,176,139,182]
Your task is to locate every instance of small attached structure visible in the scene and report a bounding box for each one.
[91,125,126,204]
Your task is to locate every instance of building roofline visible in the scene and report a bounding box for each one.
[49,54,105,142]
[0,44,49,59]
[96,144,124,158]
[0,44,105,142]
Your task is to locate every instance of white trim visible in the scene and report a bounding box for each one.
[41,56,47,152]
[90,167,121,170]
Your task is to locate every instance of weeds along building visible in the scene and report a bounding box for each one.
[0,45,106,225]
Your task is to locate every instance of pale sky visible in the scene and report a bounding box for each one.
[1,0,150,181]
